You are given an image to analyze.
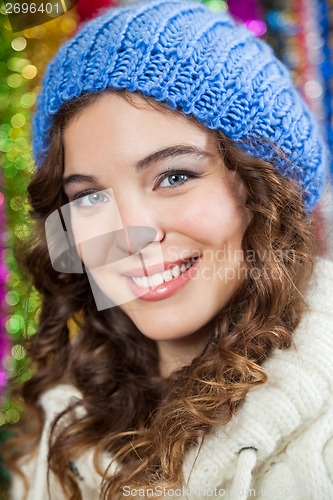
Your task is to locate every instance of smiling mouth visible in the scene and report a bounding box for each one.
[130,257,199,288]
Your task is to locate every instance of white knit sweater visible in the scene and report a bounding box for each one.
[11,257,333,500]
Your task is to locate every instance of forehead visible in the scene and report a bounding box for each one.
[63,93,219,174]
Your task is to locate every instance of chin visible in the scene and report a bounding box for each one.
[123,310,212,343]
[137,327,193,342]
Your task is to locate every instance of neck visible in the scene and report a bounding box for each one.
[157,325,212,378]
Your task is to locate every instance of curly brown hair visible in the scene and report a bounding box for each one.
[4,89,318,499]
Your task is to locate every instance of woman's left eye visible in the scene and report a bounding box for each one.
[157,172,189,188]
[160,174,188,187]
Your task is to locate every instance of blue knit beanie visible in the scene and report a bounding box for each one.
[32,0,328,212]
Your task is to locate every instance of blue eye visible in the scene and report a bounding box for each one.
[72,191,110,207]
[159,173,188,187]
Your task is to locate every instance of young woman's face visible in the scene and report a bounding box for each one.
[63,93,249,348]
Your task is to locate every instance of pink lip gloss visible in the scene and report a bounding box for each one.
[126,258,201,302]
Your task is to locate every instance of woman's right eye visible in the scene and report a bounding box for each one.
[72,191,110,207]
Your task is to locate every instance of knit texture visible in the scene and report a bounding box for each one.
[32,0,328,212]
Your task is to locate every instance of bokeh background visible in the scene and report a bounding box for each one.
[1,0,333,496]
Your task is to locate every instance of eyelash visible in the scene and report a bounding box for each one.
[70,190,110,206]
[153,169,200,189]
[69,169,200,203]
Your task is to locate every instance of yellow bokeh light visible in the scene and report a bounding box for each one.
[5,409,20,424]
[11,345,27,361]
[14,223,29,240]
[6,145,24,161]
[11,113,26,128]
[61,18,77,34]
[7,57,30,72]
[30,25,46,39]
[27,324,37,336]
[20,92,37,109]
[15,137,29,147]
[11,37,27,51]
[9,127,23,140]
[7,73,23,88]
[21,64,38,80]
[5,290,20,305]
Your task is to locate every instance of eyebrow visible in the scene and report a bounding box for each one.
[62,144,214,188]
[135,144,214,172]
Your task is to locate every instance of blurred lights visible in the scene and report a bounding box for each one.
[23,297,39,313]
[5,409,20,424]
[307,32,324,50]
[0,2,76,429]
[61,18,78,33]
[206,0,228,13]
[7,57,30,72]
[304,80,323,99]
[7,73,23,88]
[2,356,14,372]
[6,314,25,335]
[11,345,26,361]
[1,3,79,419]
[5,291,20,306]
[11,113,26,128]
[13,223,29,240]
[21,64,38,80]
[20,92,36,108]
[29,26,47,39]
[26,325,37,336]
[245,19,267,37]
[0,139,12,153]
[10,196,26,212]
[20,368,33,381]
[11,37,27,51]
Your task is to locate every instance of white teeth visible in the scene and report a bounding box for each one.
[163,270,173,282]
[131,258,198,288]
[171,266,180,278]
[131,276,148,287]
[141,276,151,288]
[151,273,164,287]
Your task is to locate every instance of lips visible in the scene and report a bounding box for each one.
[122,255,200,278]
[125,256,201,301]
[130,256,198,288]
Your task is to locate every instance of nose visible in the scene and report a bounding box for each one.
[114,195,165,254]
[112,226,162,257]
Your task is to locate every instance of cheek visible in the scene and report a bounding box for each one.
[178,187,245,247]
[70,214,124,269]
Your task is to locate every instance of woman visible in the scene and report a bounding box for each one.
[5,0,333,498]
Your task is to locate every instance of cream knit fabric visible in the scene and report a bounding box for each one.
[11,257,333,500]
